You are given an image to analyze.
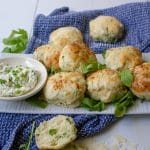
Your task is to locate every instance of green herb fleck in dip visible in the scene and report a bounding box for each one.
[0,63,38,97]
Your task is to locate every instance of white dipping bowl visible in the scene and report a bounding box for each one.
[0,56,47,101]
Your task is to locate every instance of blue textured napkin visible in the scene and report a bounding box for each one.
[26,2,150,54]
[1,2,150,150]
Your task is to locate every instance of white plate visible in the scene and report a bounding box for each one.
[0,55,47,101]
[0,53,149,114]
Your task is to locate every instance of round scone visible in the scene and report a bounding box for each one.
[33,44,61,70]
[87,69,126,103]
[131,62,150,100]
[35,115,77,149]
[59,42,97,72]
[105,46,143,71]
[43,72,86,107]
[89,16,124,43]
[49,26,83,49]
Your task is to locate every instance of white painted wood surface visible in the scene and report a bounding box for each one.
[0,0,150,149]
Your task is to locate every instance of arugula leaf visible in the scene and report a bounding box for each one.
[114,91,136,117]
[26,95,48,109]
[102,50,106,59]
[120,69,133,87]
[80,97,105,111]
[19,122,35,150]
[49,129,57,136]
[2,29,28,53]
[47,66,60,76]
[80,58,106,74]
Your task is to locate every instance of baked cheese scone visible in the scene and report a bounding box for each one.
[49,26,83,49]
[35,115,77,149]
[59,42,97,73]
[90,16,124,43]
[105,46,143,71]
[87,69,126,103]
[131,62,150,100]
[33,44,61,70]
[43,72,86,107]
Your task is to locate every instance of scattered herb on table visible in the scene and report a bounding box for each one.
[80,58,106,74]
[19,122,35,150]
[25,94,48,109]
[120,69,133,87]
[80,97,105,111]
[2,29,28,53]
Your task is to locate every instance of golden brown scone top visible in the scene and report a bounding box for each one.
[132,62,150,93]
[33,44,61,70]
[49,26,83,49]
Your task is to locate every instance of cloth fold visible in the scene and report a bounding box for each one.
[1,2,150,150]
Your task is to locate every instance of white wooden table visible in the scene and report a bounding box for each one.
[0,0,150,149]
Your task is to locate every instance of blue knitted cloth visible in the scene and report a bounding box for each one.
[1,2,150,150]
[26,2,150,54]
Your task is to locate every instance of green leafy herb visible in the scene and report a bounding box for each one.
[26,94,48,109]
[80,97,105,111]
[47,66,60,76]
[2,29,28,53]
[120,69,133,87]
[19,122,35,150]
[80,58,106,74]
[114,91,136,117]
[102,50,106,59]
[0,79,6,84]
[49,129,57,136]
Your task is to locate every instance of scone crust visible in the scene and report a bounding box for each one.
[105,46,143,70]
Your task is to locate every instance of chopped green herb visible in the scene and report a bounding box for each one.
[0,79,6,84]
[15,84,22,88]
[80,97,105,111]
[26,95,48,109]
[47,66,60,76]
[19,122,35,150]
[97,63,106,70]
[49,129,57,136]
[120,69,133,87]
[2,29,28,53]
